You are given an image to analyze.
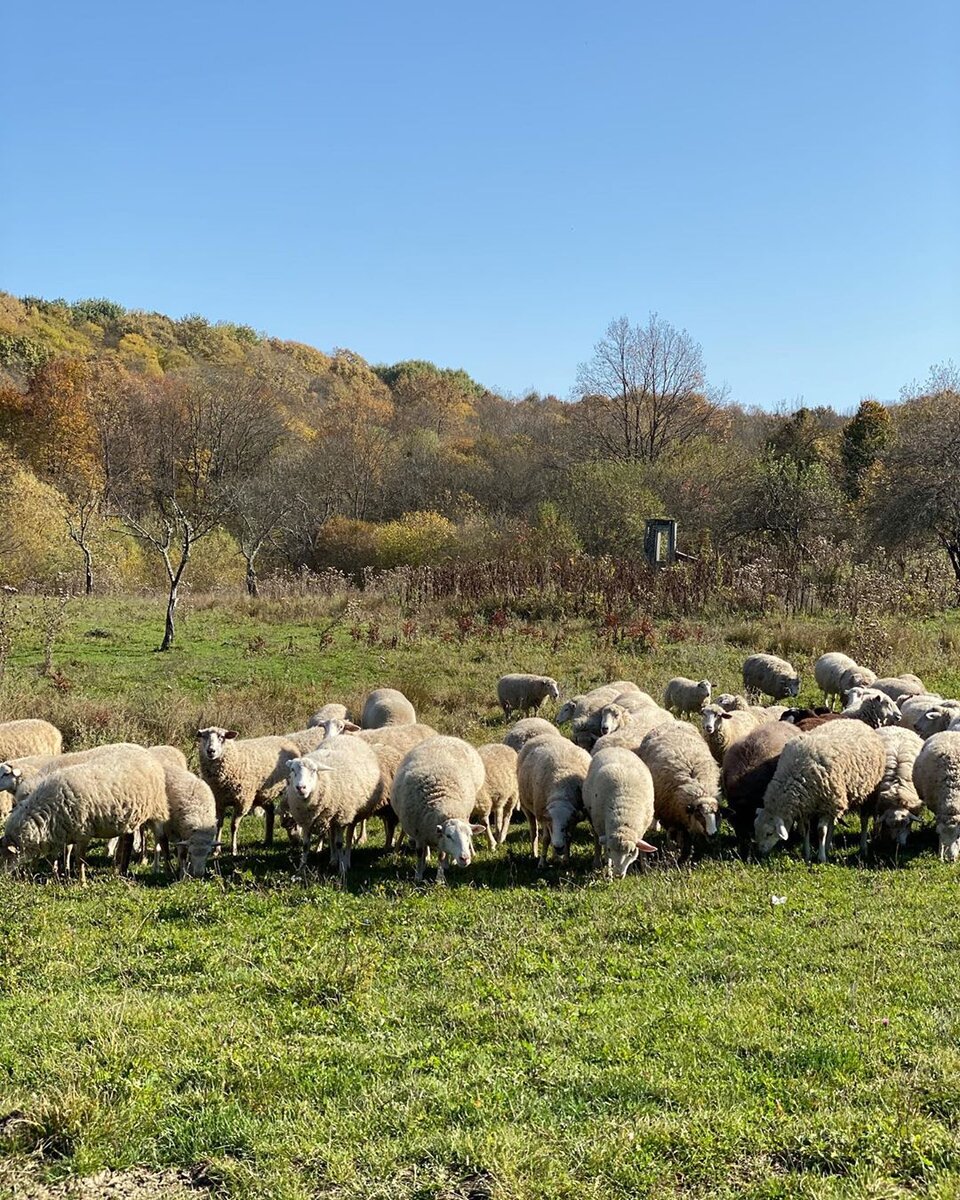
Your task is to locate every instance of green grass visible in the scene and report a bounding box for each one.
[2,593,960,1197]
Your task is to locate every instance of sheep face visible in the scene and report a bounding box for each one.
[599,705,626,735]
[286,756,335,799]
[786,677,801,698]
[876,808,919,847]
[700,706,729,736]
[860,695,901,728]
[687,800,719,837]
[0,763,21,795]
[0,838,20,871]
[937,820,960,863]
[545,796,579,853]
[435,819,483,867]
[696,681,712,701]
[317,718,358,742]
[754,808,790,855]
[546,680,561,701]
[603,835,657,878]
[196,727,238,762]
[555,698,580,725]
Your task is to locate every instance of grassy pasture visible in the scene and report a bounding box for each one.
[1,594,960,1198]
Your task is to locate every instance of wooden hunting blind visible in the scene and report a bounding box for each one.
[644,519,677,568]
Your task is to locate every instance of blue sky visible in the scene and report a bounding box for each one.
[2,0,957,409]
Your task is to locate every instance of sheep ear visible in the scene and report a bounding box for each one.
[720,712,732,721]
[194,730,205,738]
[636,839,657,853]
[926,710,940,720]
[224,730,239,739]
[343,721,360,732]
[436,823,444,837]
[775,817,790,841]
[469,823,486,834]
[2,843,19,857]
[11,768,21,781]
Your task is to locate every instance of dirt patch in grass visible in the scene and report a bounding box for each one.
[0,1162,212,1199]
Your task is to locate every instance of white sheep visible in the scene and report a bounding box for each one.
[516,736,591,866]
[638,723,720,859]
[195,728,301,856]
[700,704,761,765]
[556,683,639,730]
[503,717,561,752]
[1,747,167,882]
[841,689,902,728]
[390,736,486,883]
[814,653,874,709]
[0,719,62,760]
[912,732,960,861]
[742,654,801,703]
[662,677,711,717]
[861,727,924,854]
[872,675,926,702]
[496,674,560,718]
[361,688,416,729]
[754,721,885,862]
[582,747,657,877]
[904,699,960,740]
[307,703,349,728]
[591,707,675,755]
[354,723,438,848]
[714,693,751,712]
[285,736,384,879]
[474,743,520,847]
[151,764,218,878]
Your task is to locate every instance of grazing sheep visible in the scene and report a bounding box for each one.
[700,704,761,765]
[872,675,926,702]
[390,736,486,883]
[742,654,801,703]
[361,688,416,729]
[754,721,885,862]
[591,708,675,755]
[663,677,711,718]
[780,707,833,724]
[503,717,561,752]
[0,743,145,807]
[814,653,873,709]
[1,748,167,882]
[841,690,902,728]
[556,684,633,730]
[638,723,720,859]
[473,744,520,847]
[904,699,960,740]
[195,728,301,856]
[285,736,384,879]
[496,674,560,718]
[861,727,924,854]
[720,722,802,848]
[582,747,657,877]
[354,723,438,848]
[715,693,751,712]
[597,696,669,737]
[151,765,218,879]
[0,719,62,760]
[517,736,592,866]
[913,732,960,861]
[307,703,349,728]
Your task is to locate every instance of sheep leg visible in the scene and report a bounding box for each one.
[115,833,134,876]
[677,829,693,865]
[537,819,550,868]
[334,824,349,884]
[230,811,242,857]
[298,827,312,872]
[592,833,603,870]
[355,819,368,846]
[816,818,831,864]
[498,801,516,846]
[802,822,811,863]
[263,802,275,847]
[382,808,399,850]
[435,850,447,886]
[859,813,871,859]
[415,842,428,882]
[483,816,496,852]
[526,811,539,860]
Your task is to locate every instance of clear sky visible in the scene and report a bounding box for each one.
[2,0,957,409]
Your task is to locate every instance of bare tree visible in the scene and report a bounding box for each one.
[575,313,725,462]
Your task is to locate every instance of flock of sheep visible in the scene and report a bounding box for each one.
[2,649,960,884]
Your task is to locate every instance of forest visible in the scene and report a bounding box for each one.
[0,292,957,646]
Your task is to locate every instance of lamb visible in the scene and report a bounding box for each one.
[0,747,168,882]
[361,688,416,729]
[496,674,560,718]
[754,721,885,862]
[814,653,874,709]
[637,723,720,859]
[285,736,385,879]
[840,690,902,728]
[904,699,960,740]
[742,654,801,703]
[390,736,486,883]
[898,695,944,732]
[473,743,520,847]
[307,703,349,728]
[516,736,592,866]
[662,677,711,717]
[720,721,802,848]
[503,717,561,752]
[912,732,960,861]
[860,727,924,853]
[195,727,301,856]
[700,704,762,765]
[150,764,218,878]
[582,747,657,877]
[0,719,62,760]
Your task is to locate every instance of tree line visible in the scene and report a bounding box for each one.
[0,293,957,647]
